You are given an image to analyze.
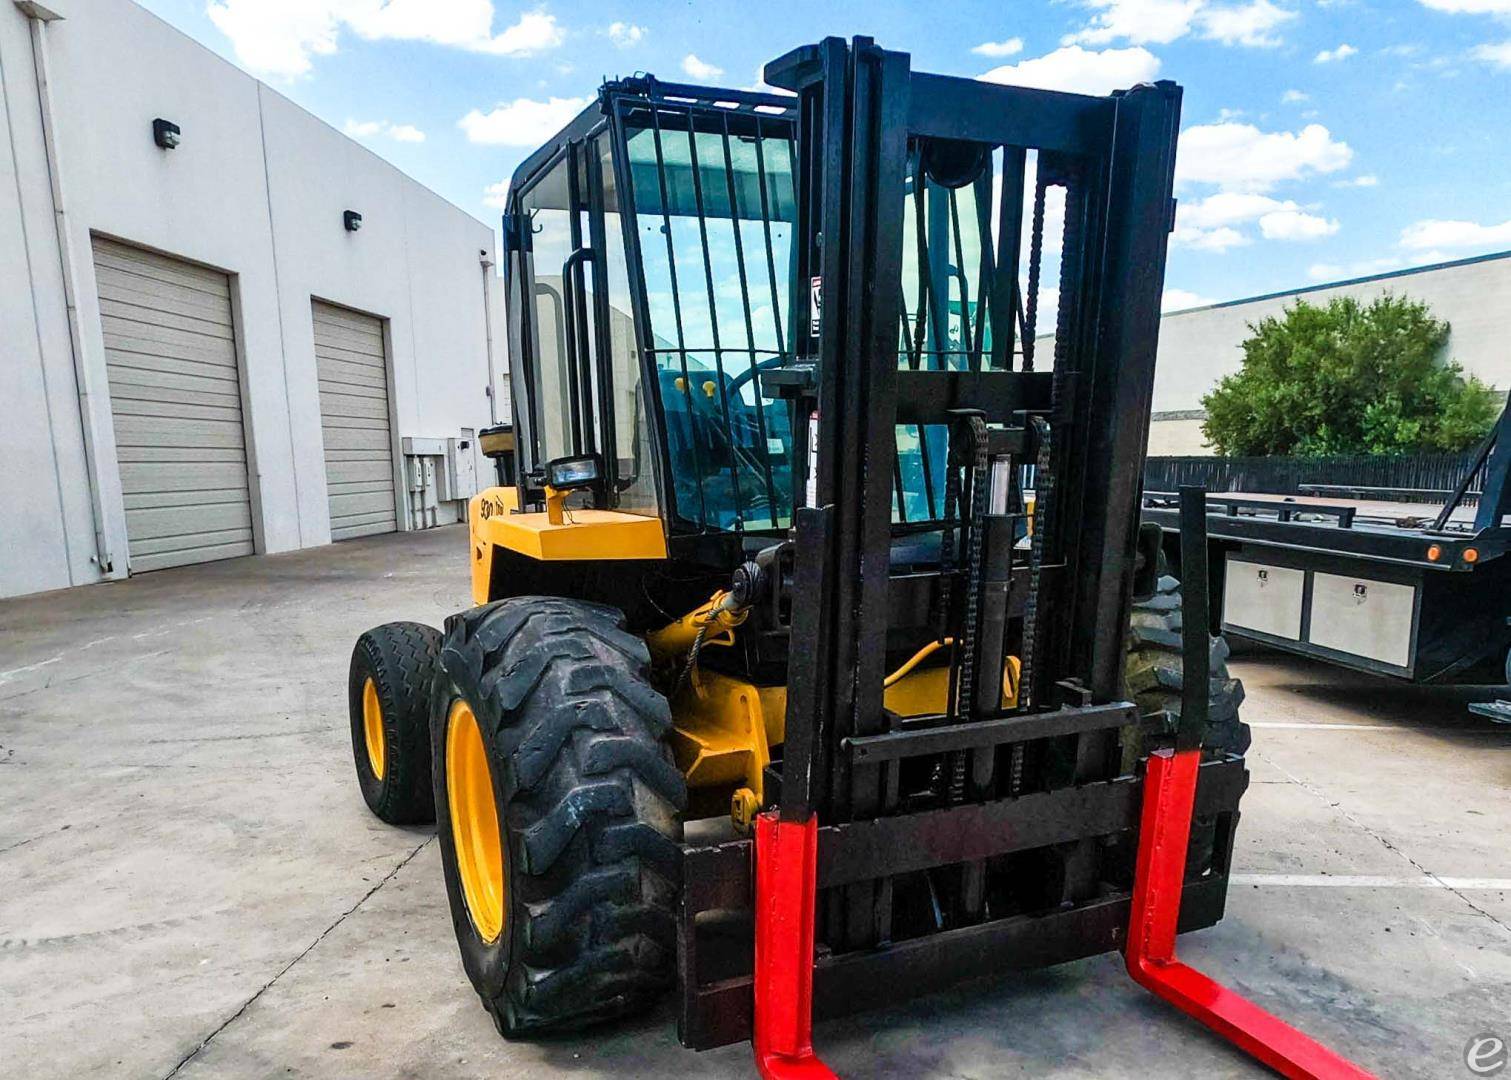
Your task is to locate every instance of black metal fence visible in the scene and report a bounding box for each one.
[1144,451,1486,504]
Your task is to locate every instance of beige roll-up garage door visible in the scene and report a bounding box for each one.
[94,237,254,573]
[312,301,397,540]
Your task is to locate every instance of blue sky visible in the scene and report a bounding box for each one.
[137,0,1511,310]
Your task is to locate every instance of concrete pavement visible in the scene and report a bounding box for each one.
[2,525,1508,1079]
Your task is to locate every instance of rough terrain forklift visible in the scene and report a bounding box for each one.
[345,38,1372,1078]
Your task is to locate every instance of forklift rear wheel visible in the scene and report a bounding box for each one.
[348,621,442,825]
[1126,573,1250,757]
[432,597,686,1036]
[1126,573,1249,874]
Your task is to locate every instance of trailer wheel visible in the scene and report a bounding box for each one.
[349,622,442,825]
[432,597,685,1036]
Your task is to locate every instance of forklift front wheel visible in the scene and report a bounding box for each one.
[432,597,687,1036]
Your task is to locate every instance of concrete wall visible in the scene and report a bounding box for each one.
[1,0,503,598]
[1147,252,1511,455]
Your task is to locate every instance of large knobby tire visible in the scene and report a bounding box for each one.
[432,596,686,1036]
[1126,574,1251,757]
[349,621,442,824]
[1126,574,1249,874]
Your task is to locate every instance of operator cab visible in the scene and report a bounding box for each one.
[498,75,1050,567]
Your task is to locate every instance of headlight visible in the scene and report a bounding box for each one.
[546,454,601,491]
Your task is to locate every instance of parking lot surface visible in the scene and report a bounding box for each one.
[2,526,1508,1079]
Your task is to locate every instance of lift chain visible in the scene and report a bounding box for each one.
[1018,417,1053,713]
[934,430,963,652]
[1020,172,1050,372]
[949,415,991,805]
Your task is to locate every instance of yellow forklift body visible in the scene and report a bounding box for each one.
[467,486,669,605]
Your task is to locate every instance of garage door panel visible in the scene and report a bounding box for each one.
[111,416,248,450]
[329,489,398,517]
[106,366,243,403]
[107,397,245,422]
[97,238,253,573]
[125,488,249,513]
[317,353,389,382]
[131,540,255,573]
[99,276,234,323]
[313,300,396,541]
[94,240,231,294]
[118,461,251,494]
[105,328,238,368]
[317,377,388,402]
[320,425,393,452]
[313,305,385,337]
[324,458,395,483]
[331,514,397,541]
[316,393,391,421]
[98,296,237,340]
[116,445,249,465]
[311,320,384,355]
[125,500,253,542]
[313,338,385,367]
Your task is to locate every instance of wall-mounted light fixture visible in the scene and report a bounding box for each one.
[343,210,363,232]
[152,118,181,150]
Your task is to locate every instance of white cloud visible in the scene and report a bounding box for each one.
[1176,122,1352,191]
[1180,191,1299,228]
[979,45,1160,95]
[1400,217,1511,250]
[1332,173,1379,187]
[1067,0,1204,46]
[482,180,511,209]
[1064,0,1295,48]
[682,54,724,79]
[1281,88,1309,102]
[972,37,1025,57]
[458,95,589,146]
[607,21,645,48]
[475,10,565,55]
[1471,41,1511,67]
[343,118,426,142]
[1198,0,1296,47]
[1162,287,1218,310]
[206,1,563,78]
[1418,0,1511,11]
[1175,224,1251,251]
[1307,255,1415,280]
[1314,43,1358,62]
[1258,209,1340,239]
[206,0,343,78]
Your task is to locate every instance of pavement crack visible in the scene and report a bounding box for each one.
[1253,746,1511,938]
[159,836,434,1079]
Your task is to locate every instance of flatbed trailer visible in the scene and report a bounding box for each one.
[1142,400,1511,689]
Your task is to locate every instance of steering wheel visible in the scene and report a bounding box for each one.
[725,354,793,399]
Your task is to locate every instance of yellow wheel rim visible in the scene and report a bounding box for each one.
[362,677,386,780]
[446,699,505,943]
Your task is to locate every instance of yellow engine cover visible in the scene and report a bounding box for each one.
[467,486,668,605]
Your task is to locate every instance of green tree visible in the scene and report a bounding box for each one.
[1201,294,1499,456]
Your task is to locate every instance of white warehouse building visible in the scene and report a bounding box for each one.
[1148,250,1511,455]
[2,0,505,600]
